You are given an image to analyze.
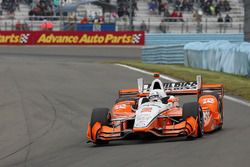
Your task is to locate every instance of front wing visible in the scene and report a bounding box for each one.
[87,116,199,143]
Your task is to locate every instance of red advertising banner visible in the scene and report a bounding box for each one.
[0,31,144,45]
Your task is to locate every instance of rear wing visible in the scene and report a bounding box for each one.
[143,75,202,95]
[118,75,223,98]
[143,81,199,95]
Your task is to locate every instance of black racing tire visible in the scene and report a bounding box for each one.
[217,100,223,130]
[183,102,204,138]
[90,108,110,127]
[197,107,204,138]
[90,108,110,145]
[183,102,199,120]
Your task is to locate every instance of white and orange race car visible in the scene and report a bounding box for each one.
[87,73,224,145]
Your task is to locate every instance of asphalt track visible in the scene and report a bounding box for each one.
[0,46,249,167]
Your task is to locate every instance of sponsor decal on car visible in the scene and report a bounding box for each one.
[203,98,215,104]
[141,107,152,112]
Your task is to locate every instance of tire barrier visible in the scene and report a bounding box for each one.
[184,41,250,76]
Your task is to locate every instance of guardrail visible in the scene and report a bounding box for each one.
[142,44,184,64]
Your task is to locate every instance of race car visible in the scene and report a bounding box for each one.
[87,73,224,144]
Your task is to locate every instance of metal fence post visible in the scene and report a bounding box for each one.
[4,22,7,30]
[11,18,14,31]
[181,22,184,33]
[185,18,189,33]
[223,23,227,33]
[147,17,150,33]
[205,18,207,33]
[31,19,33,31]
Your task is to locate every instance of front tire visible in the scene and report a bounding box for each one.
[90,108,110,145]
[183,102,204,138]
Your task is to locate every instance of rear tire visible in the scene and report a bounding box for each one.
[183,102,204,138]
[90,108,110,145]
[217,100,223,130]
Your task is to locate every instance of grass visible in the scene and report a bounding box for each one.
[111,60,250,101]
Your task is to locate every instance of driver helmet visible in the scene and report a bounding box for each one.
[149,90,161,102]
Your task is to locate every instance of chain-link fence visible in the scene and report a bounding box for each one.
[0,16,244,33]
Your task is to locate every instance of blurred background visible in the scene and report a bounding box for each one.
[0,0,247,36]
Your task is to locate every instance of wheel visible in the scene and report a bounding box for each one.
[217,100,223,130]
[183,102,204,138]
[197,107,204,138]
[90,108,110,127]
[90,108,110,145]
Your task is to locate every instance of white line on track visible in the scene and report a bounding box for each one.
[115,64,250,107]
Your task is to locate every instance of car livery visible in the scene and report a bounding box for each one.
[87,74,224,144]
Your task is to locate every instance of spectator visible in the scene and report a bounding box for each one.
[217,13,223,33]
[177,11,184,22]
[22,21,30,30]
[193,9,202,23]
[159,19,167,33]
[170,10,178,22]
[80,16,88,24]
[224,13,232,22]
[93,19,101,31]
[15,20,22,31]
[149,0,157,14]
[158,1,166,15]
[217,13,223,22]
[215,2,221,16]
[140,20,147,31]
[133,0,138,11]
[209,4,215,15]
[28,0,54,17]
[164,8,171,21]
[224,0,231,12]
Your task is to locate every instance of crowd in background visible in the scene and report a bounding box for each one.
[117,0,138,17]
[201,0,231,16]
[28,0,54,17]
[143,0,233,33]
[1,0,20,14]
[147,0,231,20]
[0,0,237,32]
